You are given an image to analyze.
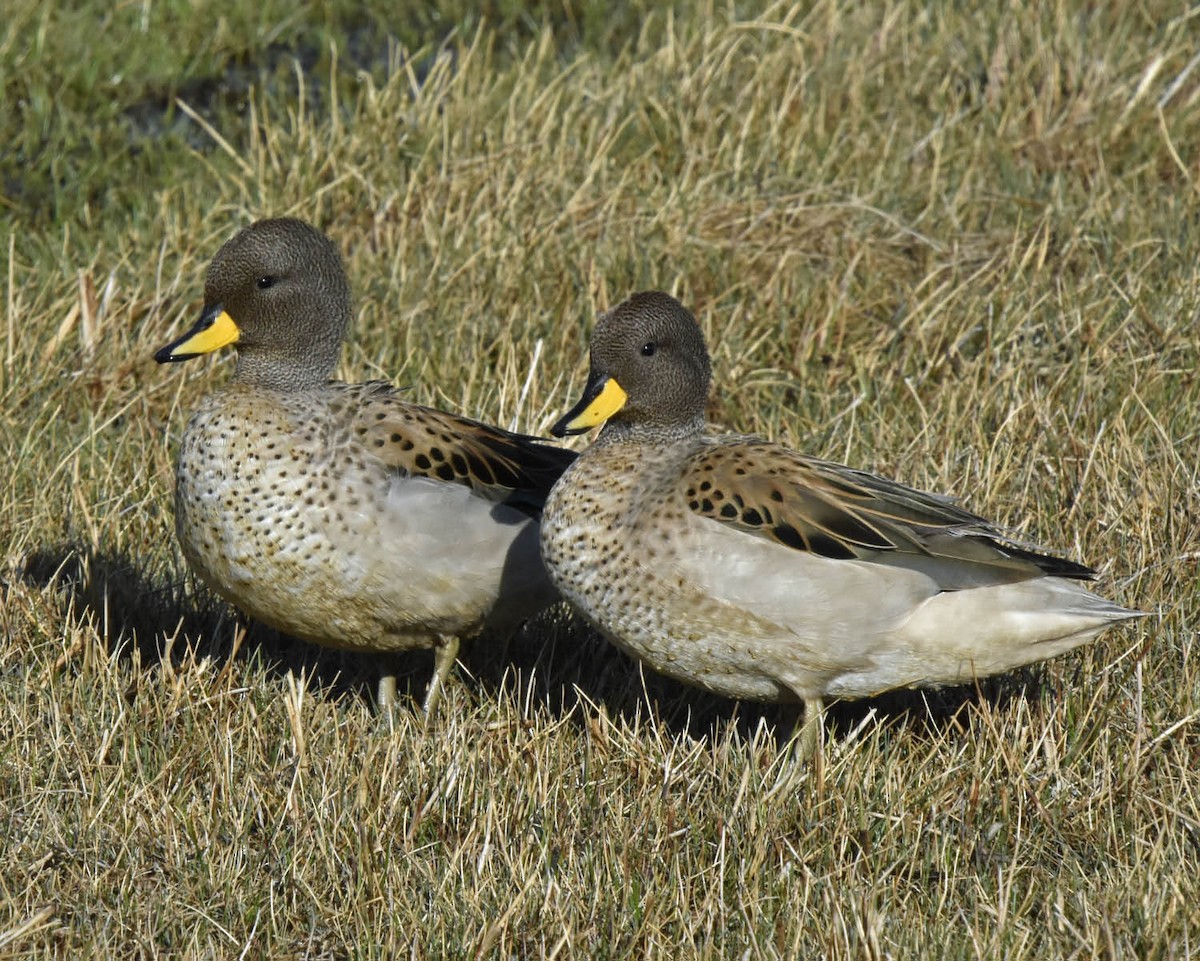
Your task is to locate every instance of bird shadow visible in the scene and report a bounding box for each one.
[17,541,415,705]
[19,540,1057,753]
[462,603,1052,752]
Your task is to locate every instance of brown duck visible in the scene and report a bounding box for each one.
[155,217,574,710]
[540,291,1144,755]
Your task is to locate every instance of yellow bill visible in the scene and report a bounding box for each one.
[154,304,240,363]
[551,374,628,437]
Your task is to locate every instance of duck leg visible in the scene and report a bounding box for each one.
[766,696,826,799]
[422,634,461,716]
[799,696,825,797]
[376,656,399,710]
[794,696,825,761]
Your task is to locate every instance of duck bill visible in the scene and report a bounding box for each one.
[551,372,628,437]
[154,303,240,363]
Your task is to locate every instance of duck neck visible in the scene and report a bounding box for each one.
[595,414,705,448]
[234,352,335,392]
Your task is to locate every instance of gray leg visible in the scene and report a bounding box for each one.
[376,662,398,711]
[422,634,461,716]
[794,696,825,761]
[766,696,826,799]
[799,696,825,797]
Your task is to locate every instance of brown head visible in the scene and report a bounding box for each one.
[552,291,712,442]
[155,218,352,390]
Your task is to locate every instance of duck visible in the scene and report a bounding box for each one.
[540,290,1143,755]
[155,217,575,711]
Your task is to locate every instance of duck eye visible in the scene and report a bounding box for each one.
[256,276,277,290]
[640,342,656,357]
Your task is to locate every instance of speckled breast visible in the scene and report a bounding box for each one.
[541,439,794,701]
[172,392,362,642]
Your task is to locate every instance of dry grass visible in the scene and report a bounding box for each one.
[2,1,1198,957]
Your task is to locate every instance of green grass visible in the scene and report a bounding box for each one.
[2,1,1197,956]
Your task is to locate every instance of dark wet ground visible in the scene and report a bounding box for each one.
[2,4,651,224]
[3,22,421,220]
[119,26,421,151]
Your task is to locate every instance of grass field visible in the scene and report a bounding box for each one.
[2,1,1198,956]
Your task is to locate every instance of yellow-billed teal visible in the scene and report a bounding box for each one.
[540,291,1144,755]
[156,217,574,711]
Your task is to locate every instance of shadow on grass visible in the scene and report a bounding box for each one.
[465,603,1051,751]
[20,540,1053,749]
[19,541,391,706]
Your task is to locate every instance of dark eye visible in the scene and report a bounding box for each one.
[256,276,277,290]
[640,342,656,357]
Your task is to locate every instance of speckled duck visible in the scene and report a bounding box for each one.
[155,218,574,710]
[540,291,1143,754]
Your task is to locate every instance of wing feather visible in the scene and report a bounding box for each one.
[679,438,1094,587]
[341,383,575,516]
